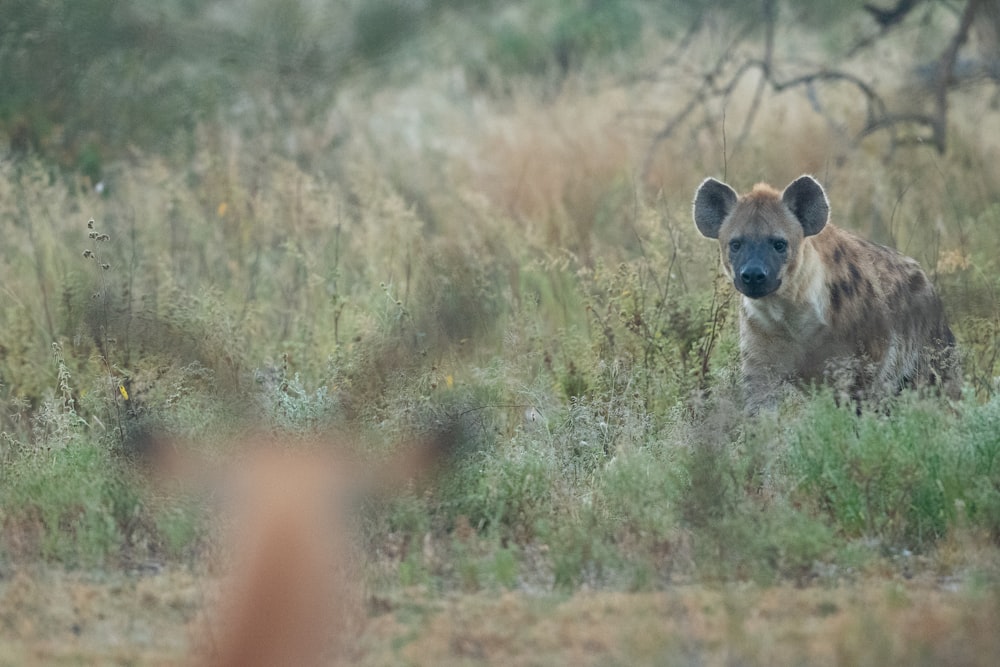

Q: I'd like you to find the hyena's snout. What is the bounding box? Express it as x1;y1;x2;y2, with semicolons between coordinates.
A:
739;260;769;291
731;241;783;299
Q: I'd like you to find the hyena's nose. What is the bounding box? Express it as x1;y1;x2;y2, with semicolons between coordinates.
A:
740;264;768;288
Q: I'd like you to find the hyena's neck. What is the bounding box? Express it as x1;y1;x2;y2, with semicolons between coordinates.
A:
743;242;829;338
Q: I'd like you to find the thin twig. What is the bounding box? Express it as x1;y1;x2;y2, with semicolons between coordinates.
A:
733;0;776;152
641;21;756;180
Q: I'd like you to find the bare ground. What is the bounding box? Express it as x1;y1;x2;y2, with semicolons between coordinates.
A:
2;565;998;666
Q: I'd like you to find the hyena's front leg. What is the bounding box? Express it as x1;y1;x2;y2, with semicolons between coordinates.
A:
741;362;790;414
739;331;800;414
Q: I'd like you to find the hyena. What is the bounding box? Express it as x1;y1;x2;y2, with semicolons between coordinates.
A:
692;174;960;412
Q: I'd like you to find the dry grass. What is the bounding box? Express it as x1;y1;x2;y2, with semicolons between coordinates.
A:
3;5;1000;664
4;569;999;666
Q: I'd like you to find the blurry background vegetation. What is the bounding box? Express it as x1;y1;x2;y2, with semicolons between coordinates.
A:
2;0;1000;645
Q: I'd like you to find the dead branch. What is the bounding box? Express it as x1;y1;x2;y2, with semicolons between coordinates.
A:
929;0;983;152
769;69;889;121
640;20;756;179
641;0;994;178
732;0;777;152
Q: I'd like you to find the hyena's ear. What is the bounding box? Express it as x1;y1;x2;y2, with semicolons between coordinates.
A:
781;175;829;237
693;177;738;239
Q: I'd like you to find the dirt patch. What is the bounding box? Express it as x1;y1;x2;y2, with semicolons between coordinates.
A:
0;566;200;666
1;567;998;666
359;578;1000;666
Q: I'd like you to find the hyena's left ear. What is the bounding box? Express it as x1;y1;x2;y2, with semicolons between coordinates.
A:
781;175;829;237
693;177;738;239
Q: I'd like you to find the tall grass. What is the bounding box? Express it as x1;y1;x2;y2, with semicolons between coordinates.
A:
1;2;999;595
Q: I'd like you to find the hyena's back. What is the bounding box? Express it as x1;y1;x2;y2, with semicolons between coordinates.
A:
800;223;958;397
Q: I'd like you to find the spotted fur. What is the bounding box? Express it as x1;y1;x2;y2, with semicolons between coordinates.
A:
693;175;960;412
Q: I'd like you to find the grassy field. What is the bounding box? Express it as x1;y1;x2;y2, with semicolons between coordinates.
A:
2;1;1000;664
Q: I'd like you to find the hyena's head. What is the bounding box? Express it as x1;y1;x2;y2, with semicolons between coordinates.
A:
692;175;829;299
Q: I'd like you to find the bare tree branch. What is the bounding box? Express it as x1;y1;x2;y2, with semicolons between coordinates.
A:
641;21;756;179
930;0;983;152
769;68;890;127
732;0;777;152
641;0;993;176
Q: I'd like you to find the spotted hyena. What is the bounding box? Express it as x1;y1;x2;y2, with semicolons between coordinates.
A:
692;174;960;412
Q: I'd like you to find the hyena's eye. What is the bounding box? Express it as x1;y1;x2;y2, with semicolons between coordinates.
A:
729;240;742;253
772;239;788;253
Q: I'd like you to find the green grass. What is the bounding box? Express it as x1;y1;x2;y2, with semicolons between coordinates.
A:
1;0;999;607
0;438;140;567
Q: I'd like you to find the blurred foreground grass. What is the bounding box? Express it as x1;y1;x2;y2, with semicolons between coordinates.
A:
2;567;1000;665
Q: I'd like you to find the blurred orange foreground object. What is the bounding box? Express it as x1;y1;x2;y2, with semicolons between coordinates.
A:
194;447;351;667
145;431;454;667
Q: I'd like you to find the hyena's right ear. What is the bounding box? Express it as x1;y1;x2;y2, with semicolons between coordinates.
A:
693;177;738;239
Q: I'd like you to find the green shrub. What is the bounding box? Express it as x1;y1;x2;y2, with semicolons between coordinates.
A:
786;394;963;548
538;514;619;589
443;442;558;540
959;395;1000;538
0;440;142;566
153;500;203;562
552;0;642;70
691;506;834;584
597;444;680;541
489;24;554;76
353;1;422;62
